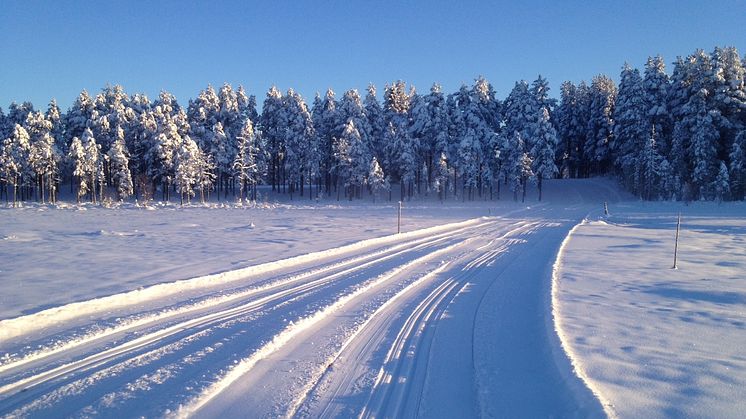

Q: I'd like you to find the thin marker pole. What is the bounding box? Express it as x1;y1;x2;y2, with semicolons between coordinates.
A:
672;212;681;269
398;201;402;234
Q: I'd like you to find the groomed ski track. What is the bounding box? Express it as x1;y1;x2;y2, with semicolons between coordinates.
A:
0;182;617;418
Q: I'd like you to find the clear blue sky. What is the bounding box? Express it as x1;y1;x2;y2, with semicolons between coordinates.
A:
1;0;744;110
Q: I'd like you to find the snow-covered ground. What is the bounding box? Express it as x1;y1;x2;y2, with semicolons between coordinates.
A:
554;201;746;418
2;179;743;418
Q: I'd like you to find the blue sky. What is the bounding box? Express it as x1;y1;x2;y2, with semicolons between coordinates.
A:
1;0;744;110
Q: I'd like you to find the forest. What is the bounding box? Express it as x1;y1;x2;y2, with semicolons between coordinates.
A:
0;46;744;206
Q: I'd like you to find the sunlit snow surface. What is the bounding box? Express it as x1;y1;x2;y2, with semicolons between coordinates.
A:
555;201;746;418
1;179;743;418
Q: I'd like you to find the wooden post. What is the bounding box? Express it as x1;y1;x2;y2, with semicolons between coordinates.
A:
672;212;681;269
398;201;402;234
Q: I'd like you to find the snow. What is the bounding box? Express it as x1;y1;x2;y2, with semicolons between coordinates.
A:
554;201;746;418
1;179;744;418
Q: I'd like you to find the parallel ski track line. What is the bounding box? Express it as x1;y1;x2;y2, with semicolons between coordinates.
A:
0;219;499;402
175;225;493;418
289;221;539;419
0;217;497;377
358;221;542;419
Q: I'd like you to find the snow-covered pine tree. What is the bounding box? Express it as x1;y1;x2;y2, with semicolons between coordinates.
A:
729;131;746;200
28;128;59;204
68;136;87;203
283;89;316;198
711;47;745;163
147;107;182;201
408;89;428;193
2;124;31;206
107;126;133;201
425;83;450;192
530;107;559;201
174;135;202;205
311;89;339;194
187;85;220;152
714;160;731;202
233;118;260;201
81;128;103;204
261;86;286;191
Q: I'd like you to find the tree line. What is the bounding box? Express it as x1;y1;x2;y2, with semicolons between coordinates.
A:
1;46;744;207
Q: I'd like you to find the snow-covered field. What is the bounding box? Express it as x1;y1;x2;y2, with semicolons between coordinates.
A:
1;179;743;418
554;201;746;418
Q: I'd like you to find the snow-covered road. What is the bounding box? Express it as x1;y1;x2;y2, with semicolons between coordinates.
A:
0;181;619;418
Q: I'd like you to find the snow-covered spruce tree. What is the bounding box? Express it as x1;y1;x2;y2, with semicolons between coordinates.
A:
261;86;286;192
613;64;648;193
364;84;385;164
347;119;373;199
729;131;746;200
434;151;449;200
530;107;559;201
555;81;585;178
425;83;450;193
472;76;501;198
107;126;133;201
637;128;664;200
2;124;31;206
333;120;370;200
233;118;261;201
643;55;672;157
503;131;533;202
337;89;373;195
367;156;388;202
690;90;720;199
530;75;556;122
383;81;416;200
503;81;534;143
585;75;617;175
283;89;316;199
714;160;731;202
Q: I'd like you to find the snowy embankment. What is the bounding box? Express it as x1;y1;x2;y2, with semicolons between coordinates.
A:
554;202;746;418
